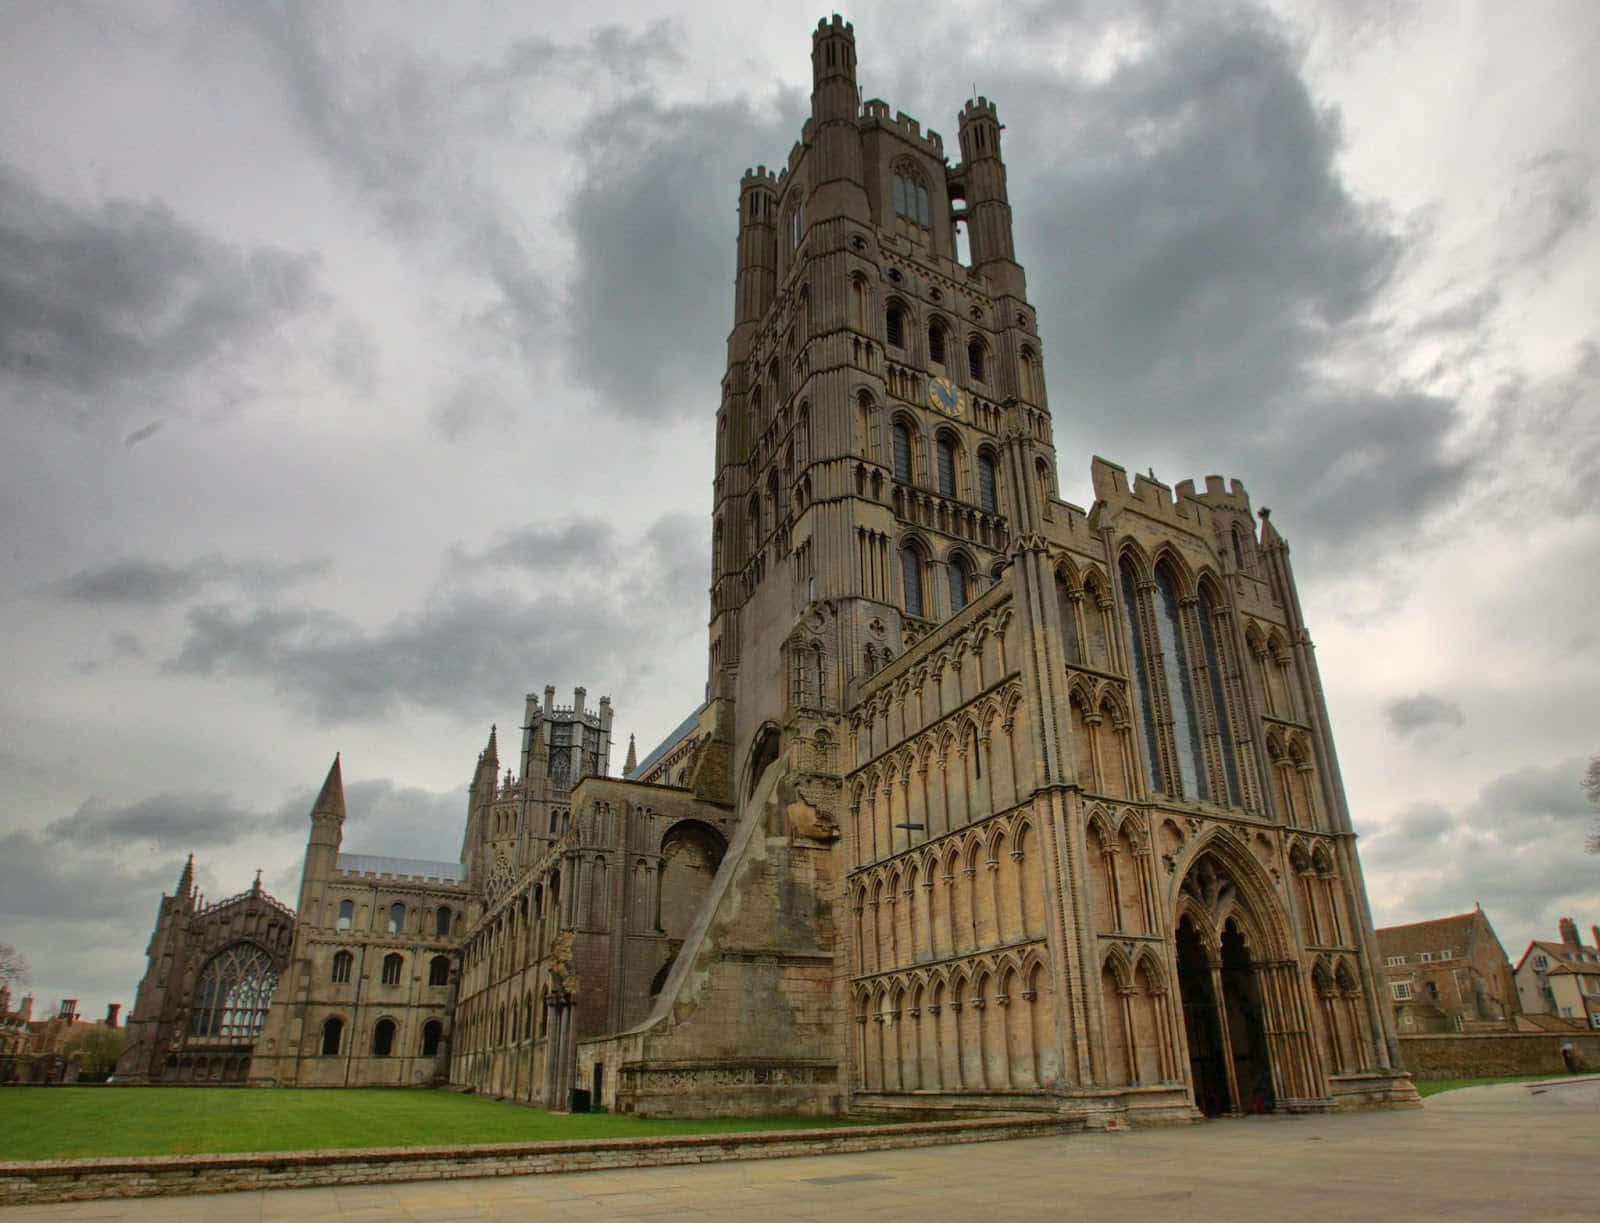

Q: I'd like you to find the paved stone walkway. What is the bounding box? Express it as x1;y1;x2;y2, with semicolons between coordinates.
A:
4;1079;1595;1222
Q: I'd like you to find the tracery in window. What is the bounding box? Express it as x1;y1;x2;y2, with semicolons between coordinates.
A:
381;952;403;986
1153;563;1206;799
1119;559;1164;795
189;943;278;1041
1197;588;1244;806
332;951;353;984
892;163;932;229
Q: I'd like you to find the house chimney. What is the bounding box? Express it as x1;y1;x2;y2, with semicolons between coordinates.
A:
105;1003;121;1028
1558;917;1580;946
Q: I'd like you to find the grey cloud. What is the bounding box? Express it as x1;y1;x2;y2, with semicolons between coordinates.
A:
429;378;514;443
124;421;165;447
564;92;807;419
165;514;701;724
1363;757;1600;952
1511;150;1594;267
45;791;295;850
454;520;619;573
864;3;1471;560
1385;691;1465;738
46;555;330;607
0;829;179;924
0;162;318;419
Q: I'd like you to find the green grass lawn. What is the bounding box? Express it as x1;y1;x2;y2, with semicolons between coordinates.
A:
0;1088;864;1161
1414;1073;1562;1098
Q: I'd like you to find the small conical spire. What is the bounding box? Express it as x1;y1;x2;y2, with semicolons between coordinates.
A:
176;853;195;897
624;733;637;776
312;753;346;822
1257;505;1283;548
485;724;499;762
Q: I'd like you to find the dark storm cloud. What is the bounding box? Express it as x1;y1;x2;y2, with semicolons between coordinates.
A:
44;791;294;849
0;828;182;923
453;520;618;573
564;93;807;419
862;2;1474;560
1385;692;1465;738
166;513;706;724
0;162;318;418
1361;757;1600;949
46;555;329;607
271;777;465;864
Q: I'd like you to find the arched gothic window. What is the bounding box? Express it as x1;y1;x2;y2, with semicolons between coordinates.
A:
786;195;805;251
1153;564;1206;798
372;1018;396;1057
886;301;905;348
435;906;452;938
421;1020;443;1057
949;554;972;613
331;951;353;984
928;320;946;366
1120;559;1165;795
936;434;957;498
901;545;924;618
428;955;450;987
388;902;405;935
320;1016;343;1056
892;421;913;482
1197;587;1244;806
968;337;986;382
189;943;278;1040
381;952;403;987
977;450;998;512
337;899;353;931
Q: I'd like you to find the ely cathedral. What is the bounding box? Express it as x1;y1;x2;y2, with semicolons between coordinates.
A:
118;16;1417;1123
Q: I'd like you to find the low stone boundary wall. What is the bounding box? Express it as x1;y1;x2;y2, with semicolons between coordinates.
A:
0;1115;1078;1206
1400;1032;1600;1079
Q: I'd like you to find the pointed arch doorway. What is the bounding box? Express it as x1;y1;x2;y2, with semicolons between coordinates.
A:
1174;848;1310;1116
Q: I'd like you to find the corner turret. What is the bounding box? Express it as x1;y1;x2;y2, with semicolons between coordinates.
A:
807;14;867;223
299;754;345;906
955;96;1024;297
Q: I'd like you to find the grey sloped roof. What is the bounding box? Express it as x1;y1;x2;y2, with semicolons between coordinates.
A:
628;703;706;779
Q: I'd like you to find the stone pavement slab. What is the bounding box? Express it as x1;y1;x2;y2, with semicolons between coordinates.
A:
2;1082;1592;1222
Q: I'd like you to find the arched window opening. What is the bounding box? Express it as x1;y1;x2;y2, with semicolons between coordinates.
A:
748;490;762;545
421;1020;443;1057
977;451;998;512
320;1017;343;1056
189;943;278;1041
937;434;957;498
786;195;805;251
428;955;450;987
892;421;913;482
928;321;946;366
381;953;403;987
901;545;924;617
372;1018;396;1057
949;554;972;613
331;951;353;984
968;338;985;382
886;302;905;348
435;906;452;938
388;903;405;935
337;899;353;931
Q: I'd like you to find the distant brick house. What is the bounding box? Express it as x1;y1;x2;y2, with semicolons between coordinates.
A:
1375;908;1517;1034
1513;919;1600;1030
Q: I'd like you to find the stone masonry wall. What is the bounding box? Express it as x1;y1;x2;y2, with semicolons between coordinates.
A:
0;1116;1076;1206
1399;1032;1600;1079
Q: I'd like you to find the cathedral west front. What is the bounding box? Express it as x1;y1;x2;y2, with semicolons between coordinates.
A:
117;16;1419;1124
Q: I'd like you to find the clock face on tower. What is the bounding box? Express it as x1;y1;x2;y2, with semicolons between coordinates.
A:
928;376;963;417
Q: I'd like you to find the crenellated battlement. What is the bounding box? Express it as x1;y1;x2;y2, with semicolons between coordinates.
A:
1091;457;1256;533
961;96;1000;122
740;165;779;193
814;13;853;37
335;853;468;887
859;99;945;158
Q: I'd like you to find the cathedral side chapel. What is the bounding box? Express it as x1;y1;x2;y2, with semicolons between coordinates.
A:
118;15;1418;1123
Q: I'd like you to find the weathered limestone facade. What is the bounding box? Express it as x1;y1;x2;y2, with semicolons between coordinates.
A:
120;16;1415;1122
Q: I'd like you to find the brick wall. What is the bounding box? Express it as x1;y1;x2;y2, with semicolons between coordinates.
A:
1399;1032;1600;1079
0;1115;1077;1206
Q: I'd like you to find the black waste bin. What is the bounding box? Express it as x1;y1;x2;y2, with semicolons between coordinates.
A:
570;1088;591;1113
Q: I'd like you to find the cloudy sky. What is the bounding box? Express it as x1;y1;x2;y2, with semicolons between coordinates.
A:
2;0;1596;1018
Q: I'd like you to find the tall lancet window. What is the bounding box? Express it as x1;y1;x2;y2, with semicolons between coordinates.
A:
1197;591;1243;807
901;545;924;618
1119;558;1164;794
1153;563;1206;799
